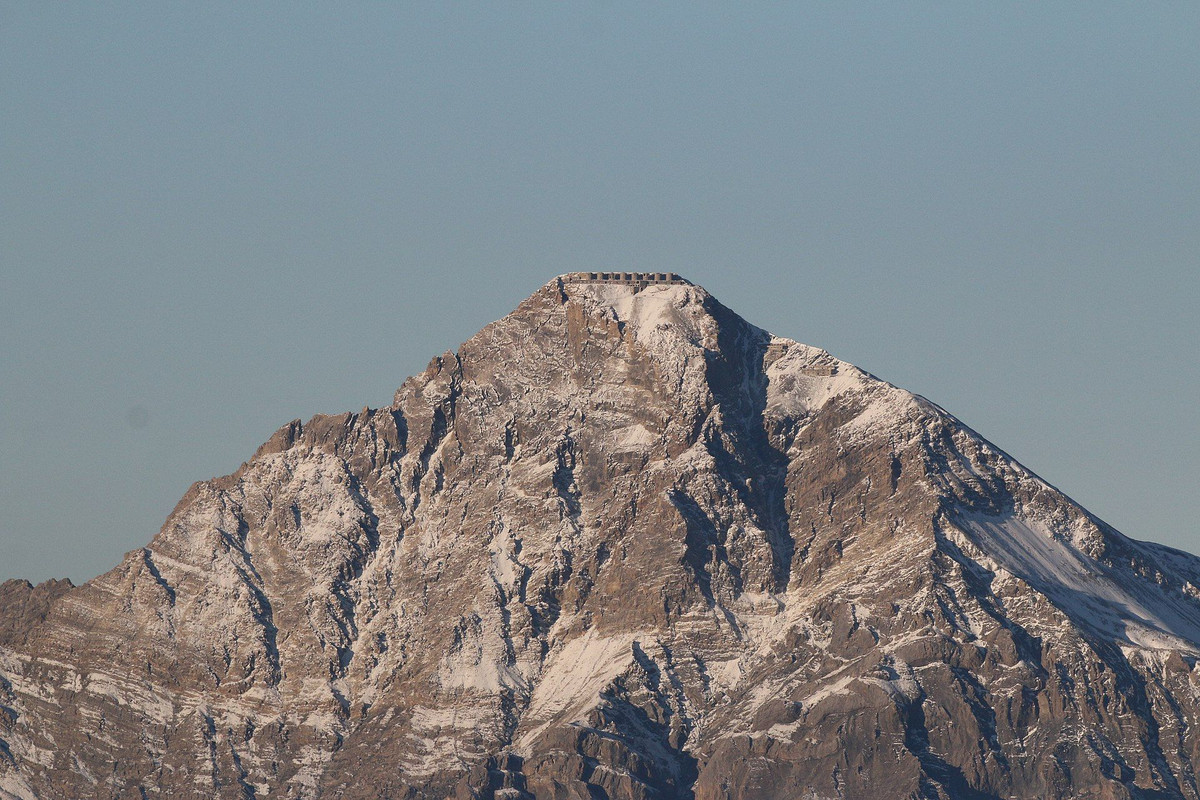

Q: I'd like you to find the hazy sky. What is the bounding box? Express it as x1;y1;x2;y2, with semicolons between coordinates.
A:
2;3;1198;583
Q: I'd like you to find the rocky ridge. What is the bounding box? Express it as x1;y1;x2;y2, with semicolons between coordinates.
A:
3;276;1200;799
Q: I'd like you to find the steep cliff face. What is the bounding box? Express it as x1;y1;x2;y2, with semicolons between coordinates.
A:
3;277;1200;800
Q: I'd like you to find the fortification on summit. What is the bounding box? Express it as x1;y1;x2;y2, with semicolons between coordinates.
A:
563;271;689;289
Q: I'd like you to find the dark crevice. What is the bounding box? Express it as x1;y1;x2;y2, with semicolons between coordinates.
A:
889;666;1001;800
699;295;795;593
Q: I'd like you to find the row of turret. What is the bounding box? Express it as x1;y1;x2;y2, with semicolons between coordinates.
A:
563;271;687;287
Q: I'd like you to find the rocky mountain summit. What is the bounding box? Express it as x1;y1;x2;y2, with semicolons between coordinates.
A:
4;275;1200;800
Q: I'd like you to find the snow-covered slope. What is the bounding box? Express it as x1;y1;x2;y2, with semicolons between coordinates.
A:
2;275;1200;800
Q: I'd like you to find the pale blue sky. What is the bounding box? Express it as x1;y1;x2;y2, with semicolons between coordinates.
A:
2;3;1198;582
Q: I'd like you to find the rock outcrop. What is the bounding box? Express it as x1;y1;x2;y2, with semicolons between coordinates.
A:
3;276;1200;799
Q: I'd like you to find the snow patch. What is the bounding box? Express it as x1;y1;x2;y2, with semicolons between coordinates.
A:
956;512;1200;653
799;673;859;712
839;387;923;441
575;283;716;362
704;658;743;691
0;771;38;800
765;342;868;417
610;422;659;452
404;705;494;777
439;619;529;694
84;671;175;725
517;629;637;749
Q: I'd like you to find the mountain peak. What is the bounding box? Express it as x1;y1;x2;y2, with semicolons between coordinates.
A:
5;275;1200;799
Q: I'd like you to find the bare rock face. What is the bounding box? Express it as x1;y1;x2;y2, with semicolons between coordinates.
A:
4;276;1200;800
